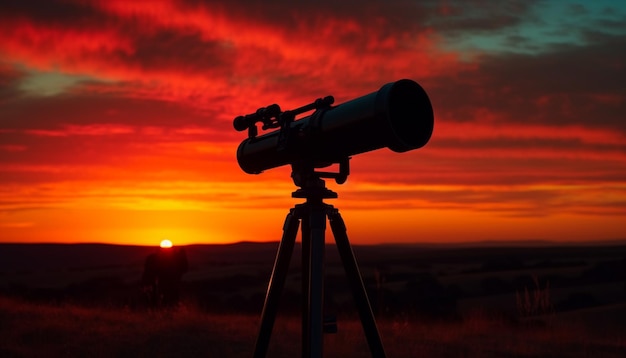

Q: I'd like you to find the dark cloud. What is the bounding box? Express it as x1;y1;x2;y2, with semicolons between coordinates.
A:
426;31;626;131
0;0;102;24
422;0;538;34
0;91;228;130
123;29;235;74
566;3;588;16
181;0;433;30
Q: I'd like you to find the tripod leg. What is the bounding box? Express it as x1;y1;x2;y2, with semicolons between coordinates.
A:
254;209;301;358
301;213;311;357
328;208;386;358
306;203;327;358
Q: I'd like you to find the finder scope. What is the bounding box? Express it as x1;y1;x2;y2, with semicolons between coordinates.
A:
234;79;433;175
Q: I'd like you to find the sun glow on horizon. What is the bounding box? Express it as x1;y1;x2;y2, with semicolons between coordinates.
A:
160;239;173;248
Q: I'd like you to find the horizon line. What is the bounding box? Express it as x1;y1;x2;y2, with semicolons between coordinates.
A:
1;238;625;248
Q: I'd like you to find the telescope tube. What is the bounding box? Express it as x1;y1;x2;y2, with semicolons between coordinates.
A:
236;79;434;174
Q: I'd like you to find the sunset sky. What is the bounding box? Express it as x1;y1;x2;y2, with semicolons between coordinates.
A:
1;0;625;246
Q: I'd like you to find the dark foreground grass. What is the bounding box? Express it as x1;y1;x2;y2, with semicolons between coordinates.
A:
1;296;624;357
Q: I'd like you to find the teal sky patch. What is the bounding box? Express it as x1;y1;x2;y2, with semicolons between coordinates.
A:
19;70;94;96
437;0;626;55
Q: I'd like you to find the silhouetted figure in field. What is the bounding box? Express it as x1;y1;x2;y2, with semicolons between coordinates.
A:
141;253;160;307
141;246;188;308
623;256;626;295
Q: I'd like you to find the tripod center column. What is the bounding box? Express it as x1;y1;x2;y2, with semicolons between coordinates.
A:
306;199;327;358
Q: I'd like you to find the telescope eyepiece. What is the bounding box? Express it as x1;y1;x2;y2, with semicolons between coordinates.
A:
232;103;282;132
233;116;249;131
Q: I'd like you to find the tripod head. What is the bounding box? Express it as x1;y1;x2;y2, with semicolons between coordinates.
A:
290;157;350;200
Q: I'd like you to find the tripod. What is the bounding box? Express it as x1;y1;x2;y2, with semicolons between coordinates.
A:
253;164;386;358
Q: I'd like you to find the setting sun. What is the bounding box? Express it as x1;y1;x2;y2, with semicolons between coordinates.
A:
160;239;173;248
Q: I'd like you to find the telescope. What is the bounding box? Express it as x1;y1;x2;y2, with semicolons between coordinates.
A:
235;79;434;357
234;79;434;179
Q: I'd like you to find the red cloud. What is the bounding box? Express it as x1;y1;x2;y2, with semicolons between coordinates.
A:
23;124;134;137
0;0;624;244
0;0;466;110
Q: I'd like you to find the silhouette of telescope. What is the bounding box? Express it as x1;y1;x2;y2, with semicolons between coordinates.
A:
234;79;433;175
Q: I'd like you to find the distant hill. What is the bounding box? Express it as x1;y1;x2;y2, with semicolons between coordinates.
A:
0;242;280;273
1;239;625;273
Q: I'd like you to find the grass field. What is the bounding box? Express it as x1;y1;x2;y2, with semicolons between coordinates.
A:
1;295;624;357
1;242;625;356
